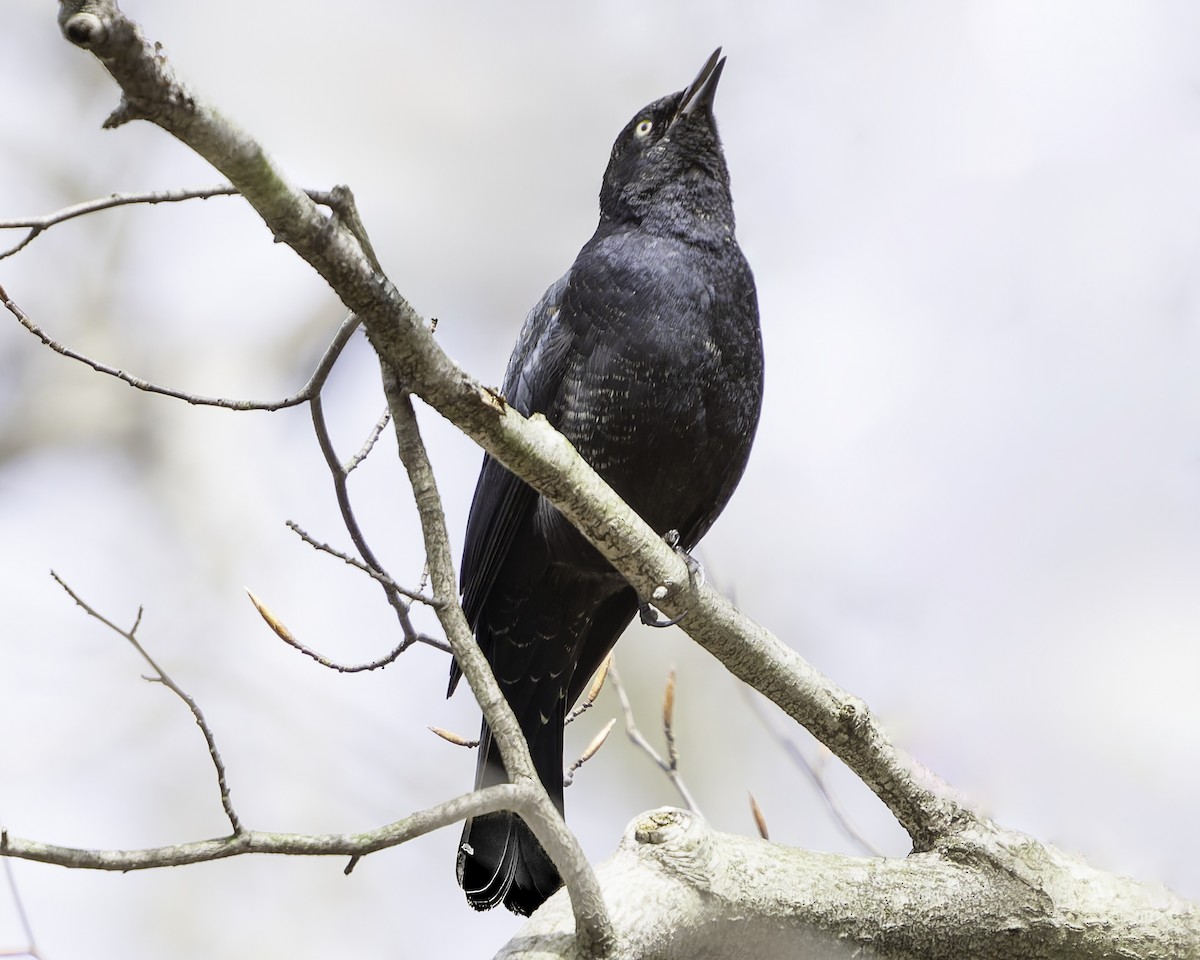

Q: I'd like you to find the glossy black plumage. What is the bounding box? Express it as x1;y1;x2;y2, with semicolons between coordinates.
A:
451;49;764;915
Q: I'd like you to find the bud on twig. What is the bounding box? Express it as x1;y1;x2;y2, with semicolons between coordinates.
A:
428;726;479;749
662;667;676;730
588;654;612;705
564;718;616;785
663;667;678;770
246;589;296;644
749;791;770;840
567;653;612;724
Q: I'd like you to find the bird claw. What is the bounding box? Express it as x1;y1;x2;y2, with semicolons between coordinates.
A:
638;530;704;628
639;600;687;628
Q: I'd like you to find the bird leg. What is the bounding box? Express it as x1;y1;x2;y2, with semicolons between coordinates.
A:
638;530;705;628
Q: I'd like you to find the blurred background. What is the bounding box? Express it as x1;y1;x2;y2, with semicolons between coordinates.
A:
2;1;1198;956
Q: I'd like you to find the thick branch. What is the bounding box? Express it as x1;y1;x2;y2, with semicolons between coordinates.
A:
497;808;1200;960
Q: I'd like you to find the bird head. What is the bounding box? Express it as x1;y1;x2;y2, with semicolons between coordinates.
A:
598;49;736;238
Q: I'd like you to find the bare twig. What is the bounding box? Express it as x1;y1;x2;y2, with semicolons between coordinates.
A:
49;572;242;835
0;184;242;260
284;521;436;608
607;662;701;815
741;687;885;858
308;391;425;648
0;285;360;412
344;407;391;474
0;848;40;959
245;589;439;672
0;185;360;263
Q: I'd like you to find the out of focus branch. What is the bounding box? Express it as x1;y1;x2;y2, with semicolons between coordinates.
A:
741;686;885;858
0;849;40;959
607;663;700;815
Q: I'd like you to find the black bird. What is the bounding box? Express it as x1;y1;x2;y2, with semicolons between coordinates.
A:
449;48;764;915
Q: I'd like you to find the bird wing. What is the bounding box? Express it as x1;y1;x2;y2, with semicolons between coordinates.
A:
451;273;578;695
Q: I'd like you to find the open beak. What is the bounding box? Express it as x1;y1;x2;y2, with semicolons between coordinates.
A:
672;47;726;126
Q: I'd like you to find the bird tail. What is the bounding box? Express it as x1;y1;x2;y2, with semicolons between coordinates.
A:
457;722;563;915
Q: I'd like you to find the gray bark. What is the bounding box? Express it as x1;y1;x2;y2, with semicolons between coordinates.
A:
500;808;1200;960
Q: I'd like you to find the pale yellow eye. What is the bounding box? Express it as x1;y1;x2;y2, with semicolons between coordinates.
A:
634;118;653;139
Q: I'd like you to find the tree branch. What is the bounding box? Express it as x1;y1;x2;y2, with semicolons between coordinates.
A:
496;808;1200;960
740;685;886;858
0;784;530;871
379;374;613;955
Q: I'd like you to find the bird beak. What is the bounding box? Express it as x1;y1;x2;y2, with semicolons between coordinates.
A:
672;48;726;126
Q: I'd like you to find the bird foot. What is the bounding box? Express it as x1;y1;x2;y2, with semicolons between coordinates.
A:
638;530;705;628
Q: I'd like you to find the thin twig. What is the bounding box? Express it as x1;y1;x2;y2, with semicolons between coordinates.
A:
0;185;354;262
607;662;701;815
245;589;439;672
344;407;391;474
0;184;242;260
49;572;242;835
0;284;361;412
285;521;437;607
0;848;40;959
309;391;423;647
740;687;885;858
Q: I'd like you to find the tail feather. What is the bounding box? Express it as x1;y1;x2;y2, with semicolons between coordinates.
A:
457;811;561;915
456;710;565;914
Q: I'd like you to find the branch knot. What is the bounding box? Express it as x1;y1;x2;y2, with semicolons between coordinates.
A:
62;11;106;47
